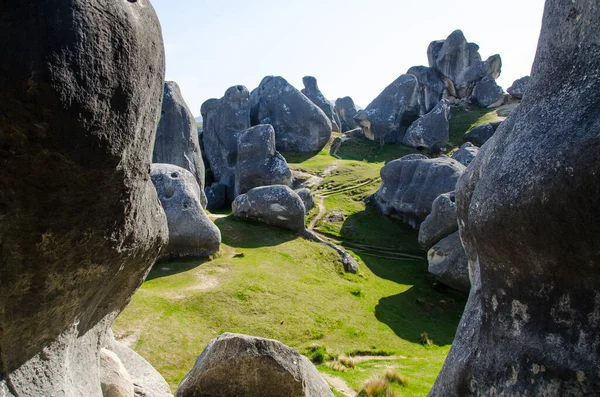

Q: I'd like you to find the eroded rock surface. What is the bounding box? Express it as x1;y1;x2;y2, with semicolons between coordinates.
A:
418;192;458;250
302;76;340;132
430;1;600;394
451;142;479;166
335;96;359;132
463;121;502;147
507;75;532;99
403;99;450;151
427;231;470;293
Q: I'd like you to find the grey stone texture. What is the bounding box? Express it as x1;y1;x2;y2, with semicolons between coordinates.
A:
463;121;502;147
403;99;450;151
301;76;340;132
427;231;470;293
507;75;532;99
418;192;458;250
335;96;359;132
451;142;479;166
471;75;504;107
296;188;315;211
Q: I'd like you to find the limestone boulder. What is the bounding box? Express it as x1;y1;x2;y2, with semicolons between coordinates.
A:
335;96;359;132
232;185;306;232
430;1;600;394
451;142;479;166
370;155;465;228
427;232;470;293
353;74;420;143
428;30;481;83
403;99;450;151
296;188;315;211
463;121;502;147
205;182;227;211
151;164;221;259
454;55;502;98
250;76;332;152
175;333;333;397
418;192;458;250
99;348;134;397
406;65;449;115
301;76;340;132
153;81;207;206
0;1;168;395
471;75;504;108
235;124;292;197
507;75;532;99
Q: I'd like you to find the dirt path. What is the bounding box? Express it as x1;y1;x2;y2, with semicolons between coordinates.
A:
308;196;326;231
322;373;356;397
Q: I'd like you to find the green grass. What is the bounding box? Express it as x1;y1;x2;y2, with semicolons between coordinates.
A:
113;113;484;395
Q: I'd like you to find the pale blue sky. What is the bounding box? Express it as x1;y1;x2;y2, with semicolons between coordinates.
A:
152;0;546;117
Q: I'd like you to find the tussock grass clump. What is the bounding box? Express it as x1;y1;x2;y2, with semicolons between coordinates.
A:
385;369;408;387
337;354;356;369
347;348;394;357
304;344;328;364
357;378;397;397
420;332;433;346
329;360;348;372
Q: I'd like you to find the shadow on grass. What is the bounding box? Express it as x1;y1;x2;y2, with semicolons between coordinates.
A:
214;215;300;248
147;257;210;281
280;151;321;164
336;136;418;163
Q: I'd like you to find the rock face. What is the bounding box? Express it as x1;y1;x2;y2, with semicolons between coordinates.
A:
418;192;458;250
471;75;504;107
427;232;470;293
406;66;449;115
507;75;532;99
232;185;306;232
201;85;251;202
354;74;420;143
451;142;479;166
250;76;332;152
335;96;359;132
428;30;481;83
99;348;134;397
235;124;292;197
454;55;502;98
296;188;315;211
463;121;502;146
430;1;600;395
151;164;221;259
370;155;465;228
301;76;340;132
175;333;333;397
0;2;168;396
153;81;207;206
403;99;450;151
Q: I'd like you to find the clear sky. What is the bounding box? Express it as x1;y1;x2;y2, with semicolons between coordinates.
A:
151;0;546;117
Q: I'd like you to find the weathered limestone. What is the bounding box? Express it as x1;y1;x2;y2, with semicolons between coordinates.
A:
301;76;340;132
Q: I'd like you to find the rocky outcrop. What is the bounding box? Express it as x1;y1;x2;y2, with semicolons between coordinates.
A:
427;231;470;293
428;30;481;83
301;76;340;132
451;142;479;166
296;188;315;211
354;74;420;143
250;76;332;152
507;75;532;99
201;85;252;203
175;333;333;397
403;99;450;151
153;81;207;206
454;55;502;99
335;96;359;132
471;75;504;107
463;121;502;146
235;124;292;197
418;192;458;250
232;185;306;232
406;66;450;115
430;1;600;394
151;164;221;259
0;1;168;396
370;155;465;228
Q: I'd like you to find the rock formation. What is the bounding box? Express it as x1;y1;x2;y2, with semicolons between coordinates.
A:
232;185;306;232
353;74;420;144
151;164;221;259
250;76;332;152
428;30;482;83
335;96;359;132
418;192;458;250
301;76;340;132
454;55;502;99
235;124;293;197
370;155;465;228
296;188;315;211
430;1;600;394
451;142;479;166
507;75;532;99
406;65;450;115
427;232;470;293
471;75;504;107
175;333;333;397
153;81;207;206
463;121;502;147
0;1;168;395
403;99;450;151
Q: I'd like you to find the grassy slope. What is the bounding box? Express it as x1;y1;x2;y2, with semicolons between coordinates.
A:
114;108;497;396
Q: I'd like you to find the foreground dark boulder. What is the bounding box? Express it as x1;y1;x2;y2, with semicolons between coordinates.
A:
370;155;465;228
335;96;359;132
153;81;207;206
0;1;167;395
301;76;340;132
430;1;600;394
151;164;221;259
175;333;333;397
354;74;420;143
250;76;332;152
403;99;450;151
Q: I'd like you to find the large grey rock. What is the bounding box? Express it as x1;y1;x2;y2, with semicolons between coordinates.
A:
428;30;481;83
454;55;502;98
235;124;292;197
0;1;168;396
296;188;315;211
471;75;504;108
451;142;479;166
507;75;532;99
175;333;333;397
335;96;359;132
430;1;600;394
250;76;332;152
403;99;450;151
205;183;227;211
151;164;221;259
427;231;470;293
232;185;306;232
301;76;340;132
153;81;207;207
418;192;458;250
406;66;450;115
370;155;465;228
463;121;502;147
99;348;135;397
353;74;420;143
201;85;251;201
